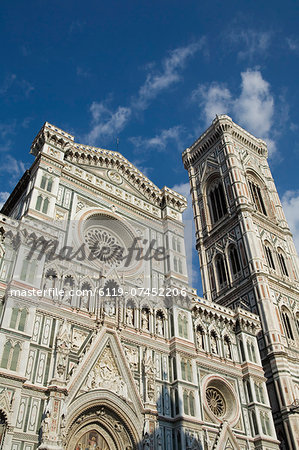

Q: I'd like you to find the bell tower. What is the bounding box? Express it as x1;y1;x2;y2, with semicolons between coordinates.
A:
183;115;299;449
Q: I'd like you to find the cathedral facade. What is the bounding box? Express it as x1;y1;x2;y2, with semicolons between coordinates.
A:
0;118;294;449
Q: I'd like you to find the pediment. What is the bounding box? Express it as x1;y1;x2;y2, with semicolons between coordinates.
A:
213;422;241;450
85;166;151;202
65;151;161;205
0;388;11;422
67;330;143;415
202;159;220;182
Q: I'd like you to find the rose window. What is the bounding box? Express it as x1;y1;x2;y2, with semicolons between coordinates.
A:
206;387;226;417
85;229;124;267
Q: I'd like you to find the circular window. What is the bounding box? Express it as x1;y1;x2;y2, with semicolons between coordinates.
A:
206;387;226;417
202;375;240;426
85;228;123;267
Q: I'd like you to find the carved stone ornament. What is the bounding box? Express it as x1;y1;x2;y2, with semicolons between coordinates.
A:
142;348;156;402
83;346;128;398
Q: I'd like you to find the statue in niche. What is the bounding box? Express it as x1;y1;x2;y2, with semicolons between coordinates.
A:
224;339;232;359
126;307;134;326
141;309;149;331
156;314;164;336
196;328;204;349
143;433;150;450
143;348;156;402
62;277;73;304
104;300;116;317
57;320;72;350
156;428;163;450
42;411;51;439
210;334;218;354
43;272;57;297
80;292;89;311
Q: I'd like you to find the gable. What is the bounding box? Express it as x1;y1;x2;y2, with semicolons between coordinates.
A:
67;329;143;415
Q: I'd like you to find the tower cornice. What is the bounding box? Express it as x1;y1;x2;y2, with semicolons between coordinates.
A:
182;115;268;169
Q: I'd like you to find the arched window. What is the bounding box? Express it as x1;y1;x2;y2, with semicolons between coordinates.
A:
172;236;176;251
247;340;257;363
10;307;19;328
187;361;192;382
175;388;179;415
281;308;294;340
178;259;183;274
264;243;275;270
239;339;245;361
174;257;178;272
255;382;265;404
20;257;38;284
46;178;53;192
208;180;227;224
35;195;50;215
35;195;43;211
179;314;188;339
10;343;21;371
260;411;271;435
189;392;195;416
209;265;216;290
40;174;53;192
248;179;267;215
229;245;241;276
42;197;49;214
0;341;12;368
183;390;189;414
247;340;252;361
277;250;289;277
0;341;21;371
183;316;188;339
251;342;257;363
246;380;253;402
181;359;186;380
215;255;227;288
177;239;181;253
40;174;47;190
250;410;259;435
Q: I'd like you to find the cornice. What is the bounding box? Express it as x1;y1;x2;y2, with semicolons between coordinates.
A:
31;122;187;213
182;115;268;169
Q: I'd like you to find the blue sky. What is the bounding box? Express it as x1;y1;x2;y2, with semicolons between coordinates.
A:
0;0;298;292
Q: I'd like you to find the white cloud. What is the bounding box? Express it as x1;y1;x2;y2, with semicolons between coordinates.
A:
76;66;91;78
86;101;131;145
171;182;201;290
281;190;299;253
230;30;272;60
192;69;276;156
86;41;203;146
0;154;26;177
191;82;232;125
131;159;152;178
286;37;299;52
0;192;10;209
233;69;274;137
134;41;203;110
130;125;185;151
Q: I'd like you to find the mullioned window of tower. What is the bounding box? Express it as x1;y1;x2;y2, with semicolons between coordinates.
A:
248;180;267;216
208;181;227;224
264;245;275;270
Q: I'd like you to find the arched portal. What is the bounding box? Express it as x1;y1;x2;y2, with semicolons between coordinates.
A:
65;403;138;450
0;411;8;448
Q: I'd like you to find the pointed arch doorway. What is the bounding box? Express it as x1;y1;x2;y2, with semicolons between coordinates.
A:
71;425;115;450
65;403;137;450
